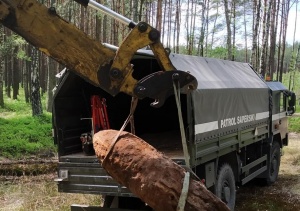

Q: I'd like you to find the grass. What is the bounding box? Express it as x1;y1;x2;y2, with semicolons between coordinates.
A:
0;90;55;159
0;174;103;211
292;155;300;165
282;71;300;132
288;116;300;133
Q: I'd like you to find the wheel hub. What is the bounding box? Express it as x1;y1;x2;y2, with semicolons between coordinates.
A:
222;183;231;203
271;157;278;175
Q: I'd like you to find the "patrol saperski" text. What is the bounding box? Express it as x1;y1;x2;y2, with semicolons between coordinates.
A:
220;114;255;128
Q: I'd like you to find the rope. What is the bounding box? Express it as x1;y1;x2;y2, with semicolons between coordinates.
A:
177;172;190;211
173;80;190;168
102;97;138;164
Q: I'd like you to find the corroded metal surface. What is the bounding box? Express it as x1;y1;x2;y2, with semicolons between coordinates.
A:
93;129;230;211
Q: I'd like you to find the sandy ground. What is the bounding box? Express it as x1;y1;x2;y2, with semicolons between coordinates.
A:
235;132;300;211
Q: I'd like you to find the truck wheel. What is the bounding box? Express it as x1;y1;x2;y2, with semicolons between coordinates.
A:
215;163;236;210
266;142;281;185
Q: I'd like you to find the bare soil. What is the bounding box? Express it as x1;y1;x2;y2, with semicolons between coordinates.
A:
235;132;300;211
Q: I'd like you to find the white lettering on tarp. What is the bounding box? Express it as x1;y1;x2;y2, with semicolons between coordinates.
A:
237;114;255;124
220;118;236;128
220;114;256;128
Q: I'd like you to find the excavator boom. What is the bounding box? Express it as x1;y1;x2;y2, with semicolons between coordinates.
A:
0;0;115;87
0;0;197;107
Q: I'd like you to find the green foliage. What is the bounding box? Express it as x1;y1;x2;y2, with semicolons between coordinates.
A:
0;33;30;61
0;97;30;115
0;92;55;159
208;46;228;59
17;49;31;61
281;72;300;133
0;114;55;158
288;116;300;133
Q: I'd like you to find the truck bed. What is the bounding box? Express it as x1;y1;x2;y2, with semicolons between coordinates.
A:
60;130;184;161
140;130;184;160
57;130;185;195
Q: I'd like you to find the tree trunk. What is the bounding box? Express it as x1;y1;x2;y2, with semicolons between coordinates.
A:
211;1;219;57
175;0;181;53
4;28;12;98
24;44;31;103
132;0;138;23
198;1;206;57
12;45;19;99
95;0;102;42
185;0;190;53
46;57;56;112
288;2;299;90
268;0;278;80
6;48;12;98
204;0;209;57
0;59;3;107
260;0;271;78
243;0;248;62
251;0;261;71
276;0;283;81
0;25;4;107
156;0;162;32
39;52;47;95
167;0;173;49
103;0;108;43
93;130;230;211
223;0;232;60
232;0;236;61
279;0;290;82
31;47;43;116
138;0;145;22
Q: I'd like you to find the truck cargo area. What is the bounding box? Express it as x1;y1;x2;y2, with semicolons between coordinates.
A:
54;70;187;159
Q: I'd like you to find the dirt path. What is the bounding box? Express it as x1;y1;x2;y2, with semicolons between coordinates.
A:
236;132;300;211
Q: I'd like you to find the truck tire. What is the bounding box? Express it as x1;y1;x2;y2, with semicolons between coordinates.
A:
215;163;236;210
266;142;281;185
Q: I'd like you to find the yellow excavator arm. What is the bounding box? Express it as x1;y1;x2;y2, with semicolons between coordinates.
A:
0;0;197;107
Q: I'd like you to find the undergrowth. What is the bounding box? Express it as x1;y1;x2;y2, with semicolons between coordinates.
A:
288;116;300;133
0;91;55;159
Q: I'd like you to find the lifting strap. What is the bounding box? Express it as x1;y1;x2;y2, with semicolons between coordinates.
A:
102;97;138;164
173;80;192;211
177;172;190;211
173;80;190;168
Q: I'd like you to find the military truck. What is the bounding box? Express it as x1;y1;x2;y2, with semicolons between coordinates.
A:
0;0;296;210
53;45;295;210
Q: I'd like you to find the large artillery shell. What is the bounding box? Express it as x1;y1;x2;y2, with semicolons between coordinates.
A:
93;129;229;211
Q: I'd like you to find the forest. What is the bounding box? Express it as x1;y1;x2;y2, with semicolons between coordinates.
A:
0;0;300;116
